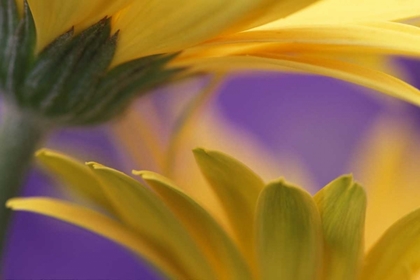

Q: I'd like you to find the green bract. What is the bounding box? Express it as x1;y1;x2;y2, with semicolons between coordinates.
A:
0;0;182;125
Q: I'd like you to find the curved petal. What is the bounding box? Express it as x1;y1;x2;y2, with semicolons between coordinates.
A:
6;197;177;279
174;54;420;106
27;0;131;52
193;148;264;262
314;175;366;280
137;171;253;280
111;0;317;65
256;180;323;280
362;208;420;280
35;149;114;213
199;22;420;57
87;163;216;279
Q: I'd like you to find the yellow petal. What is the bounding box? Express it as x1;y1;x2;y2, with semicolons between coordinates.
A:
87;163;216;279
111;0;317;65
258;0;420;29
256;180;323;280
137;170;253;280
349;117;420;250
6;197;177;279
176;53;420;106
201;22;420;57
193;148;264;261
164;75;224;176
362;208;420;280
35;149;114;213
314;175;366;280
111;98;166;172
27;0;131;52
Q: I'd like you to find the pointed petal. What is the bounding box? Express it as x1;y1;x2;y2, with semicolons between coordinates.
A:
314;175;367;280
256;180;323;280
258;0;420;29
111;0;317;65
35;149;114;213
6;197;177;279
87;163;216;279
137;170;253;280
362;208;420;280
193;148;264;261
27;0;131;52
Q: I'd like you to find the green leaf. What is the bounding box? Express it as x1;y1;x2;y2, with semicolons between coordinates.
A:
256;180;323;280
193;148;264;262
314;175;366;280
361;207;420;280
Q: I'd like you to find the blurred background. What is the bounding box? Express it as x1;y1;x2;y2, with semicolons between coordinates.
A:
4;58;420;278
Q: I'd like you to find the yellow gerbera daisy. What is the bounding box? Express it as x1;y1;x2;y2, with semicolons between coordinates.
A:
7;148;420;279
25;0;420;105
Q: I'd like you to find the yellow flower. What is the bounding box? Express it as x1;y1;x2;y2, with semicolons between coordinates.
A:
25;0;420;105
7;148;420;279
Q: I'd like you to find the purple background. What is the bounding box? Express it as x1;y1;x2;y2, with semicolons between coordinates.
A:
4;60;420;278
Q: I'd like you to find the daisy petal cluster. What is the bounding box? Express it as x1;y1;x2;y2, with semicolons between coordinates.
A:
7;148;420;280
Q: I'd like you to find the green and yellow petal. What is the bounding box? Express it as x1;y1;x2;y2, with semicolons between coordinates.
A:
256;180;323;280
193;148;264;264
137;171;253;280
315;175;366;280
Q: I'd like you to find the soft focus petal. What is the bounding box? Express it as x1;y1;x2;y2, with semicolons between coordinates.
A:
27;0;131;52
35;149;113;213
256;180;323;280
362;208;420;280
6;198;174;279
88;163;216;279
111;0;317;65
193;148;264;262
137;171;253;280
350;117;420;249
258;0;420;29
314;175;366;280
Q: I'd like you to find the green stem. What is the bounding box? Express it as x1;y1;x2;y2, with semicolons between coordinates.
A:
0;105;46;258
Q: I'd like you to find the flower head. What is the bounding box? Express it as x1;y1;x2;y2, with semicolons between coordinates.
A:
7;148;420;279
3;1;420;126
25;0;420;106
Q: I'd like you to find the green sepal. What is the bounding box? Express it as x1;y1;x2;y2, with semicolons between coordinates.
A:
6;1;36;97
23;18;113;116
78;55;184;125
0;0;19;86
0;8;185;126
